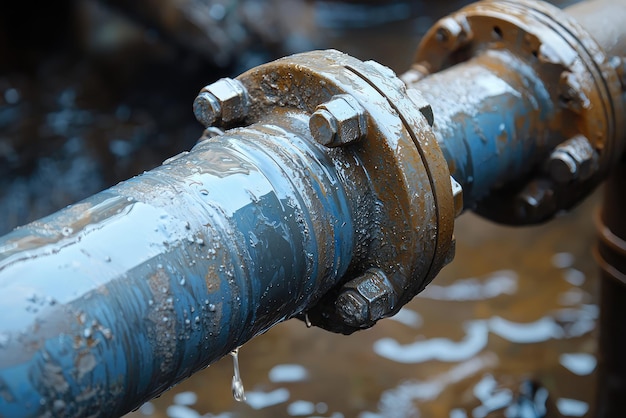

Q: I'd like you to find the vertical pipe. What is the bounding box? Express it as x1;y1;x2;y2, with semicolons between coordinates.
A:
595;161;626;418
0;118;355;417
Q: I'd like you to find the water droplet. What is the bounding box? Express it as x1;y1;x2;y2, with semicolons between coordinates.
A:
148;299;154;306
208;304;216;312
83;328;92;338
194;316;200;324
230;347;246;402
180;278;186;286
304;313;312;328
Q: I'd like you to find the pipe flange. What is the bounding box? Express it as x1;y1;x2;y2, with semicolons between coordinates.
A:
230;50;455;333
414;0;624;224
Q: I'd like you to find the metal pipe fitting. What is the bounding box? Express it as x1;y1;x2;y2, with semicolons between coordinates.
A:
193;77;250;127
406;0;625;224
1;0;626;416
0;50;457;416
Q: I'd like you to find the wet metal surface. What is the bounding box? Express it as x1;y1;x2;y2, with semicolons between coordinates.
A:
0;119;358;416
0;0;621;416
125;191;601;418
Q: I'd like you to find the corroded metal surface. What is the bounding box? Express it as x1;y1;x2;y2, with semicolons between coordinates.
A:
0;50;457;416
229;50;457;333
1;0;625;415
407;0;625;224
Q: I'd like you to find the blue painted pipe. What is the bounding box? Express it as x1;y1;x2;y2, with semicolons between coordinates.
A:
0;119;355;417
415;49;556;207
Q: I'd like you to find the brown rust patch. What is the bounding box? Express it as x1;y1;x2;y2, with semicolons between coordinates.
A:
146;267;177;375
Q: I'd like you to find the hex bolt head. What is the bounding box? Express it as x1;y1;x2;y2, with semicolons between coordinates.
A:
335;268;398;327
193;77;249;127
547;134;597;183
309;94;367;147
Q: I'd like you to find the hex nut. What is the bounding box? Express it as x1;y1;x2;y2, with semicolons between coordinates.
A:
336;268;397;327
336;291;369;327
309;94;367;147
193;78;249;127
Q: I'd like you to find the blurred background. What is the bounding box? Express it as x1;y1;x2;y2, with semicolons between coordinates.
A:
0;0;596;416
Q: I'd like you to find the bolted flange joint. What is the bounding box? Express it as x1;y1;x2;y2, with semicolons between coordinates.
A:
193;77;249;127
335;268;398;328
309;94;368;147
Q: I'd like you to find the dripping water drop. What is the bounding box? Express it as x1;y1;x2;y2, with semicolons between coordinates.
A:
230;347;246;402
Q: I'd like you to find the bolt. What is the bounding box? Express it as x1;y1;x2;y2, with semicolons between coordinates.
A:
549;150;578;183
193;77;249;127
193;92;221;127
547;134;597;183
309;109;339;146
335;268;397;327
309;94;367;147
435;15;473;50
336;291;369;327
516;180;556;221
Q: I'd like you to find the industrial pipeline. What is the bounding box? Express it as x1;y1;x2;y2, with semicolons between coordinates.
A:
0;0;624;416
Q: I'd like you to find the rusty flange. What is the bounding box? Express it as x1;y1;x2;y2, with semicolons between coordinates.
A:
201;50;455;333
412;0;624;224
